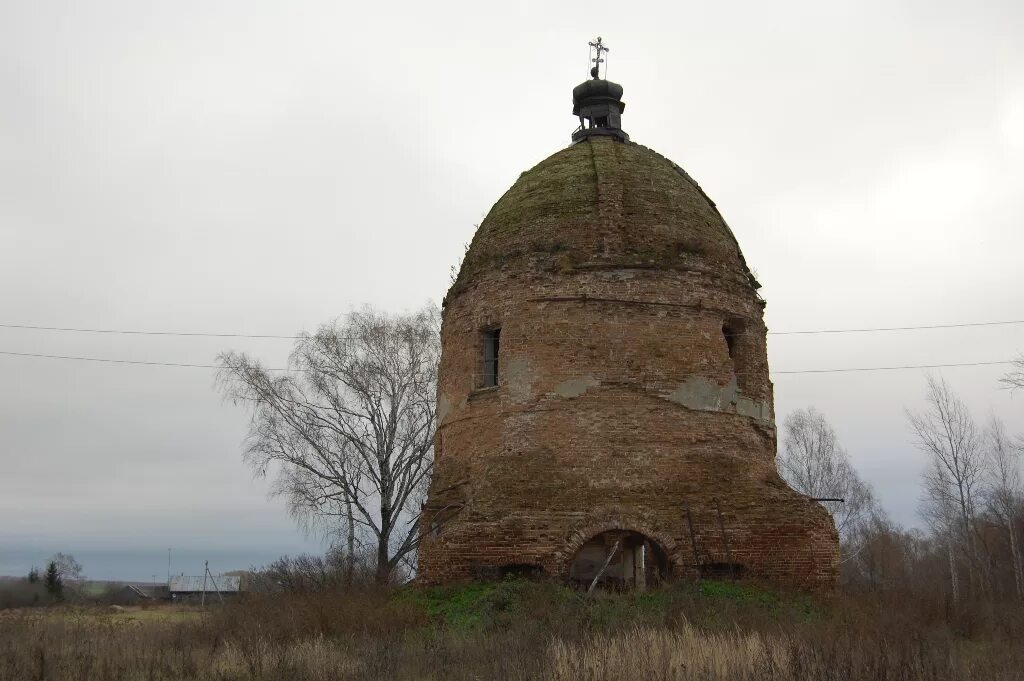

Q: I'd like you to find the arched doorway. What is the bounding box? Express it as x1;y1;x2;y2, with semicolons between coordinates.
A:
568;530;669;591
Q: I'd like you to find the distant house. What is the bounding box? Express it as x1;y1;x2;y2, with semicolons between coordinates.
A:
168;574;241;600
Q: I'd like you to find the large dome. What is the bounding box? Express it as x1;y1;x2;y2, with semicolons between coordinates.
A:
448;136;759;305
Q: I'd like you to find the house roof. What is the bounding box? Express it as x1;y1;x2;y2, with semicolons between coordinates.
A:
169;575;240;592
123;584;153;599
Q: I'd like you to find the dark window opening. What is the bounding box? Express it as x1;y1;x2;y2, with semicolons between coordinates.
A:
699;562;746;580
470;563;545;583
482;328;500;388
722;322;739;360
722;318;757;395
500;563;545;580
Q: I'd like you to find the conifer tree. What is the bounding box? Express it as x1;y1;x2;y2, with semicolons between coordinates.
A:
44;561;63;601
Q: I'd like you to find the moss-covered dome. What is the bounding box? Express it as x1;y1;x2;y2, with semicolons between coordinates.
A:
447;136;759;304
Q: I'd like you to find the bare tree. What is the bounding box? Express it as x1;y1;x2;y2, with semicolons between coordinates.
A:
50;553;83;583
777;407;875;543
218;305;440;585
908;375;986;600
918;459;964;604
984;416;1023;599
44;553;84;602
843;507;924;595
1000;353;1024;391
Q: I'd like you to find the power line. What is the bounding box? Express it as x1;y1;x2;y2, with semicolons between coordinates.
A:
0;323;298;339
772;360;1013;375
770;320;1024;335
0;349;1013;376
1;318;1023;340
0;350;232;370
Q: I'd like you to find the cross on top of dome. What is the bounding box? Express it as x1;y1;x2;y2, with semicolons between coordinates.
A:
588;36;609;79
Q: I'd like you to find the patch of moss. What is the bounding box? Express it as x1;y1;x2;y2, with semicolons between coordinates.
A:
396;579;825;634
697;579;777;604
693;579;822;621
397;581;517;631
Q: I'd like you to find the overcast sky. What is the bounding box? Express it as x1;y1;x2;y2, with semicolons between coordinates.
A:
2;0;1023;581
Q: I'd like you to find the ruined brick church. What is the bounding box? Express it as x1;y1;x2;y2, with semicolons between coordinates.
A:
418;41;839;590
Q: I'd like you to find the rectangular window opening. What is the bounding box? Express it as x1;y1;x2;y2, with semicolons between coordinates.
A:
722;322;739;360
482;328;501;388
722;318;754;392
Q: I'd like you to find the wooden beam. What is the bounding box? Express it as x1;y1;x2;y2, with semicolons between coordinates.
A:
587;539;621;594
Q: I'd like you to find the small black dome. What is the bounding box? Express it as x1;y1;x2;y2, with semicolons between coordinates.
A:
572;78;625;116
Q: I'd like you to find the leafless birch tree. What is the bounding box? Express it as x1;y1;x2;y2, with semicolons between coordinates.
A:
218;305;440;585
984;416;1023;599
778;407;875;544
918;460;964;604
908;375;986;601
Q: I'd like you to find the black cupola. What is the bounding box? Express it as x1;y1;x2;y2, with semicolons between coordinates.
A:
571;37;628;143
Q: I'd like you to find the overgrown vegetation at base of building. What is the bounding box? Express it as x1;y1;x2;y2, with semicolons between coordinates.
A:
2;579;1022;681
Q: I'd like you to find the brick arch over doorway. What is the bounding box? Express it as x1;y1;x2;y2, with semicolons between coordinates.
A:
568;530;671;590
557;517;682;580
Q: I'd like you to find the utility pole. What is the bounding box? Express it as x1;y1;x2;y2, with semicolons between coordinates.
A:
167;548;171;584
201;561;209;608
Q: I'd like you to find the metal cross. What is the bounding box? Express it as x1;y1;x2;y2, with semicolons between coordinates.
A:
588;36;609;79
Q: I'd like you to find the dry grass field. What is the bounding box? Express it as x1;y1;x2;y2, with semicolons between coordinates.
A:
1;580;1022;680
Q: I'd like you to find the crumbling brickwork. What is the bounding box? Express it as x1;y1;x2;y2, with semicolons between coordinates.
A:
418;136;840;590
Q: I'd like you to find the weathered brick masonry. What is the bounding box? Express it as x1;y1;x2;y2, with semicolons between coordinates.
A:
418;125;840;589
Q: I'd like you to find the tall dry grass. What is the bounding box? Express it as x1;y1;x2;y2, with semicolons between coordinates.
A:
1;581;1022;681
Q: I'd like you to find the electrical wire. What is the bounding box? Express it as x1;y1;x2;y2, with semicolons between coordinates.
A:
0;350;231;370
1;318;1022;339
0;350;1013;376
0;324;298;339
770;320;1024;335
772;360;1013;375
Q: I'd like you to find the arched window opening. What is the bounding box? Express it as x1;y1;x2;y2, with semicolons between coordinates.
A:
721;317;760;396
722;320;741;363
569;530;668;591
